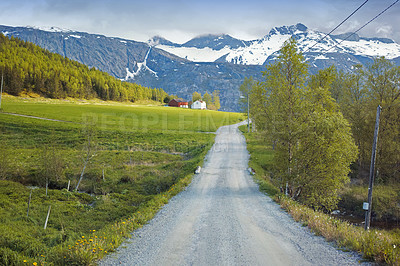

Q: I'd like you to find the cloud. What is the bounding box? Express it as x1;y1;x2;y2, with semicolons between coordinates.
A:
376;25;392;36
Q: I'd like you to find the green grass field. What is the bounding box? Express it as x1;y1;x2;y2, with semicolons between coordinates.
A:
0;96;243;265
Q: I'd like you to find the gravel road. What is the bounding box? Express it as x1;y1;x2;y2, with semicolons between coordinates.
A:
99;122;366;266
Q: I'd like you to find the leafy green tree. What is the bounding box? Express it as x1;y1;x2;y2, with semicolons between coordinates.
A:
298;84;358;210
164;95;173;103
192;91;202;102
334;67;369;179
256;37;358;210
363;57;400;182
203;92;212;109
212;90;221;111
239;77;255;116
251;83;265;129
262;37;308;197
330;58;400;183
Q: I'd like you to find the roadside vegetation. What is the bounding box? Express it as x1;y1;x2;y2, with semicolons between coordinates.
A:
0;96;243;265
240;125;400;265
239;37;400;264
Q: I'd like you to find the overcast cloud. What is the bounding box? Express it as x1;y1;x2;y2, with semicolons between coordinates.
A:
0;0;399;43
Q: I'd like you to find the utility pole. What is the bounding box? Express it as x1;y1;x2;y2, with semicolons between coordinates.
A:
365;105;381;230
0;73;3;110
247;93;250;133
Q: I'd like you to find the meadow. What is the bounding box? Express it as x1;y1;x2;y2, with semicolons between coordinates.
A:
0;95;243;265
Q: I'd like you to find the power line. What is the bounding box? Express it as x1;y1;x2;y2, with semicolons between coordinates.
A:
324;0;399;54
304;0;369;53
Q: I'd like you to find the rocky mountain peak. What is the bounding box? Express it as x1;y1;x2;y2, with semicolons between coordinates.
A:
181;34;250;50
269;23;308;36
148;35;180;47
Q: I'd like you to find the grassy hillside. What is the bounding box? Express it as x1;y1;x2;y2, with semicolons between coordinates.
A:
0;97;243;265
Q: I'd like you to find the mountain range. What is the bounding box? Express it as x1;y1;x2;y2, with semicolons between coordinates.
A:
1;23;400;111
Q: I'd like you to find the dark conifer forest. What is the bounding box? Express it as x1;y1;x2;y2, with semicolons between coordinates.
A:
0;34;168;102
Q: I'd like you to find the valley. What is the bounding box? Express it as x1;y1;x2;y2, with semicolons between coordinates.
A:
0;95;243;265
2;23;400;111
0;12;400;265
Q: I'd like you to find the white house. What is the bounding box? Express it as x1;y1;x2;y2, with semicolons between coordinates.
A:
191;100;207;110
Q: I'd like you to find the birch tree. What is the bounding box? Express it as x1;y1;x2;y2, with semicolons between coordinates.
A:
254;37;358;210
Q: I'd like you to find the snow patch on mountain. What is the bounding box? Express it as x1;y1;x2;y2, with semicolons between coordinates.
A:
125;47;158;80
315;54;329;60
28;26;71;33
337;39;400;59
296;30;341;53
152;23;400;66
226;34;292;65
157;45;231;62
125;68;135;80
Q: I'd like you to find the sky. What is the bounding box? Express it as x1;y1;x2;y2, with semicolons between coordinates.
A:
0;0;399;44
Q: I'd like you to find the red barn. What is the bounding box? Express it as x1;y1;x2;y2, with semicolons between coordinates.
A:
168;99;189;108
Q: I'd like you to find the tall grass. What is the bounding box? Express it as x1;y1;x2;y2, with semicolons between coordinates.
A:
277;195;400;265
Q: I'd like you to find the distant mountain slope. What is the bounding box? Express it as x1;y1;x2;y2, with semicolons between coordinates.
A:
0;33;168;102
153;23;400;68
181;34;251;50
2;24;400;111
0;25;186;80
0;25;264;111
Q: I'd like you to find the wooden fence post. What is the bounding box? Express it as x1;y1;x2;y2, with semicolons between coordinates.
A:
44;205;51;229
27;189;32;217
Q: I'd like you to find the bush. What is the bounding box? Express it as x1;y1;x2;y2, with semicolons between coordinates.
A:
339;185;400;222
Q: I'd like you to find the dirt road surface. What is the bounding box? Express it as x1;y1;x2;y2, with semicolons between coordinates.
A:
99;122;365;266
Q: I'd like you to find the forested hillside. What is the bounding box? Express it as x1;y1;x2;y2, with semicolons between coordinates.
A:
0;34;168;102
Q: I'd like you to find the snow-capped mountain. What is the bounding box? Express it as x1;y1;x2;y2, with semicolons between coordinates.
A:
152;34;251;63
1;23;400;111
152;23;400;67
181;34;251;50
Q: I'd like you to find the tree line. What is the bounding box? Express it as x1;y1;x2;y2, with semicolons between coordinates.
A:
192;90;221;110
0;34;169;103
241;37;400;211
